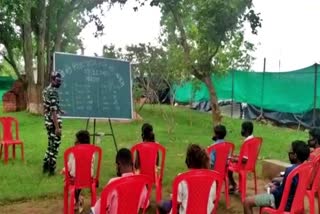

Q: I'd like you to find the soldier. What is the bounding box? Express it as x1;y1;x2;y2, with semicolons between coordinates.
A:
42;71;63;175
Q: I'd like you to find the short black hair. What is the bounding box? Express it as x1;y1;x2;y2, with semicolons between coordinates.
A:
141;123;155;142
76;130;90;144
116;148;133;166
185;144;209;169
309;128;320;143
292;140;310;162
242;121;254;135
214;125;227;140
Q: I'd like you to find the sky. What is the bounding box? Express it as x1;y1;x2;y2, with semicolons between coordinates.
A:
80;0;320;72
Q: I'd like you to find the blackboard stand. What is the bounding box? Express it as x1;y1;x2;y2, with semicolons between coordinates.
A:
85;118;118;152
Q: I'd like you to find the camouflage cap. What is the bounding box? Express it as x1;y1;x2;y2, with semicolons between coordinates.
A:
51;71;61;79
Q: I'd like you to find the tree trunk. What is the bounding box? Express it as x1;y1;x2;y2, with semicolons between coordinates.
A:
54;14;69;52
34;0;47;114
203;75;222;124
54;0;78;52
45;0;53;84
22;20;38;113
3;43;21;79
54;27;63;52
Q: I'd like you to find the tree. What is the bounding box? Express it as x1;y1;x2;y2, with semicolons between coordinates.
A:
146;0;261;124
0;10;21;79
0;0;128;114
0;60;17;77
102;43;174;104
127;43;171;104
102;44;123;59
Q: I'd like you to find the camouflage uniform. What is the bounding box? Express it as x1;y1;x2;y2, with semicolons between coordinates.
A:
42;84;62;173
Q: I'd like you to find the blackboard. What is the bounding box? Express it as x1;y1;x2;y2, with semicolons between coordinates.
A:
54;52;133;119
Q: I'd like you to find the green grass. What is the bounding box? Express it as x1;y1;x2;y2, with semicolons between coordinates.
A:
0;104;307;204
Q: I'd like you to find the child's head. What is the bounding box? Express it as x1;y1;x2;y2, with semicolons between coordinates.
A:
116;148;133;176
75;130;90;145
141;123;155;142
288;140;310;164
241;121;253;137
308;128;320;149
212;124;227;141
185;144;210;169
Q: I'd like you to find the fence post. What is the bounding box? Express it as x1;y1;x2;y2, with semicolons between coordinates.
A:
258;58;266;119
231;70;235;118
313;63;318;127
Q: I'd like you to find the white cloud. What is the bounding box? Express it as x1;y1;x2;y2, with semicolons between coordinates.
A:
80;0;161;56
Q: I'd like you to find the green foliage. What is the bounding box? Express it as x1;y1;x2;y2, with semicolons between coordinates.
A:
126;44;171;102
102;44;123;59
0;0;129;82
156;0;261;77
0;60;16;77
103;43;175;102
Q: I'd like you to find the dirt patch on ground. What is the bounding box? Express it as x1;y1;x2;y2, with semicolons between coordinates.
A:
0;179;267;214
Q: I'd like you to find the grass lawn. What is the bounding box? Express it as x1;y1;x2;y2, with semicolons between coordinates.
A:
0;104;307;205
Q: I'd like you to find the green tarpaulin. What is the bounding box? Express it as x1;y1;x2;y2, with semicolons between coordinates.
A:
0;76;15;101
173;64;319;114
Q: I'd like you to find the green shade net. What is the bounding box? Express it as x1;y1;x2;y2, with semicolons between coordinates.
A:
0;76;15;100
173;64;319;114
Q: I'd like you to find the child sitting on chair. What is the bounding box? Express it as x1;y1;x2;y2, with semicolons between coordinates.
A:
210;124;227;168
228;121;254;193
90;148;148;214
135;123;159;172
157;144;217;214
61;130;92;213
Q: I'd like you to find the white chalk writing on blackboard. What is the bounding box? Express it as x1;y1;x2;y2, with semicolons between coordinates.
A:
55;53;132;118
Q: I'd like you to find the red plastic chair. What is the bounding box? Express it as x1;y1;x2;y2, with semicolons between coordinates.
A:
131;142;166;202
228;137;263;202
0;116;24;164
171;169;223;214
306;154;320;214
260;162;313;214
63;144;102;214
99;174;153;214
207;142;235;208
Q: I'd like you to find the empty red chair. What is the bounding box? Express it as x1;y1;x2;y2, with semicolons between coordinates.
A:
171;169;223;214
306;154;320;214
0;116;24;164
131;142;166;202
63;144;102;214
228;137;263;202
99;174;153;214
207;142;235;208
260;162;313;214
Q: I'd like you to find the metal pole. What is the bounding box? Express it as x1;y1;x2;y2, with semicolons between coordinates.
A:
93;119;96;144
108;118;118;152
85;118;90;130
260;58;266;117
313;63;318;127
231;70;235;118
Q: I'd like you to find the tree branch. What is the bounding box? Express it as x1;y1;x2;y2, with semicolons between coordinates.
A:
3;54;21;79
208;45;220;62
167;5;201;76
